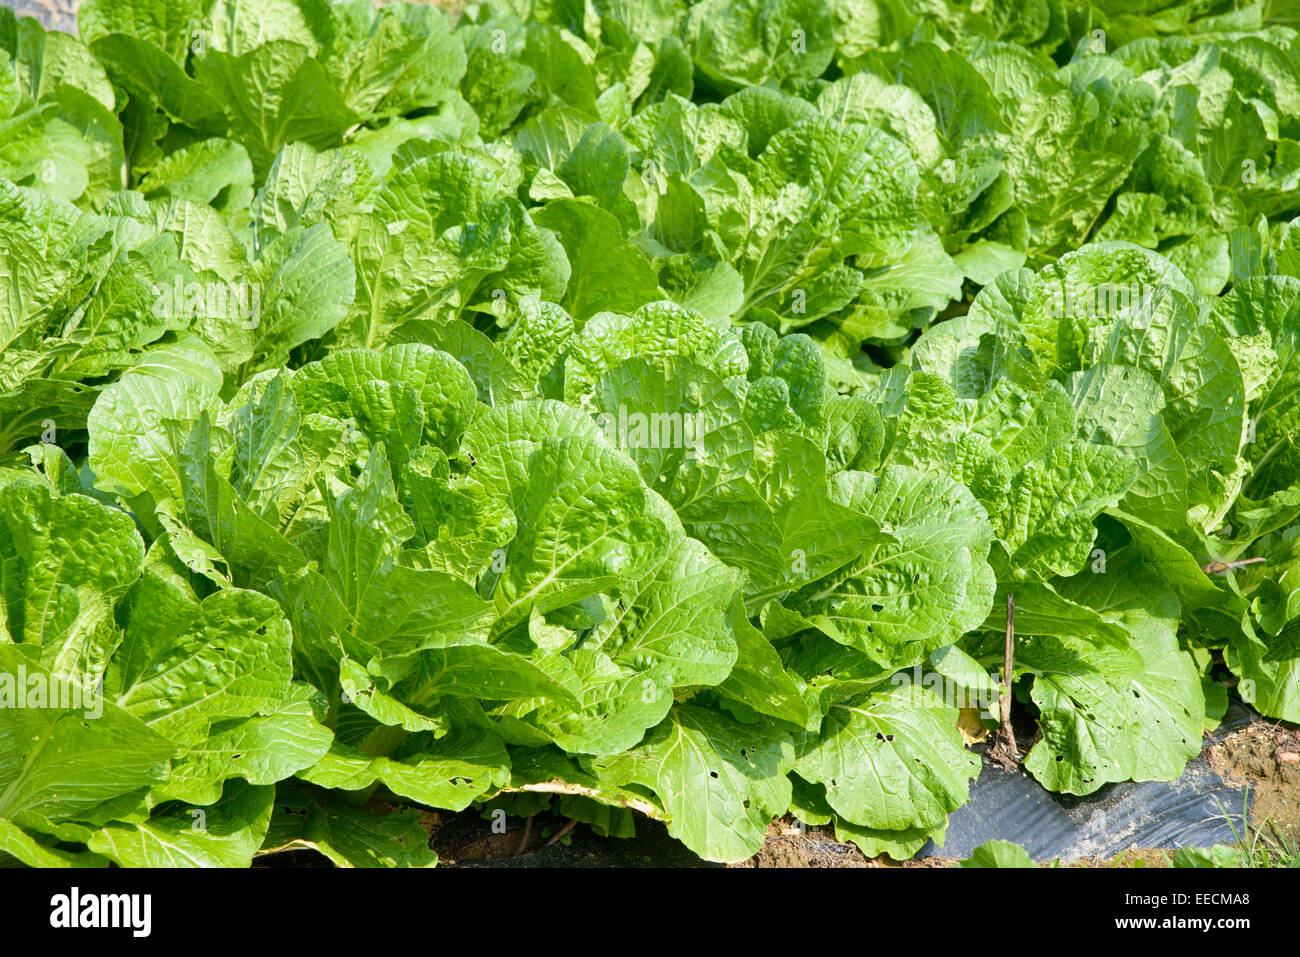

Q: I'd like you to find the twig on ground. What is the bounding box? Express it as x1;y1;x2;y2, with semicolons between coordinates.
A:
989;592;1020;770
514;814;533;857
1202;557;1266;574
543;818;579;848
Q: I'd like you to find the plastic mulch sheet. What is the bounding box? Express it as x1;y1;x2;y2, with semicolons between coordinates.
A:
918;706;1255;861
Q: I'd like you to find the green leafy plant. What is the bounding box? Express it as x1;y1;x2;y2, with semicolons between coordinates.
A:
959;839;1038;867
0;0;1297;868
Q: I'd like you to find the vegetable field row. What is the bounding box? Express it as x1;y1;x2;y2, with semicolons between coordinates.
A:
0;0;1297;866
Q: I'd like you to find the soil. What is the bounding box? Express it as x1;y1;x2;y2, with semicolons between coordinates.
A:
1064;849;1174;868
1;0;468;34
4;0;78;32
424;806;724;868
1207;719;1300;844
731;822;871;868
0;0;475;31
